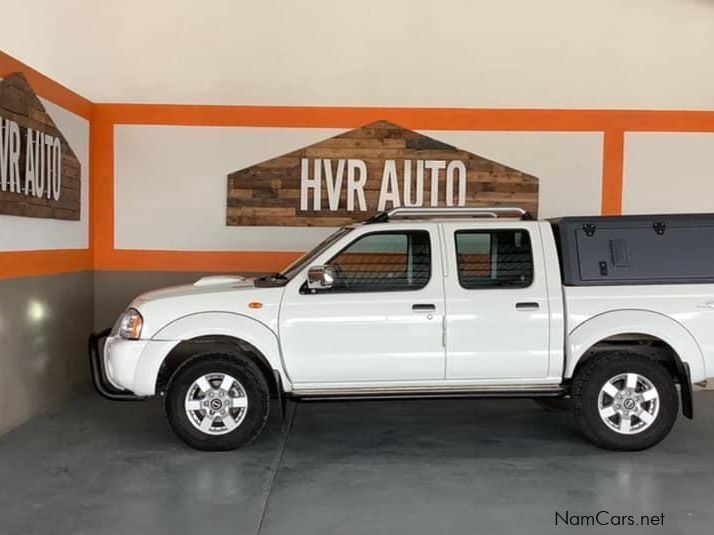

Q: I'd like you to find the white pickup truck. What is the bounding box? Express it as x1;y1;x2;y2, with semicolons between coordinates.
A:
90;207;713;452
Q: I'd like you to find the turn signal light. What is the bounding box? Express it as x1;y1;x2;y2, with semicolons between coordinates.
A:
118;308;144;340
248;302;263;309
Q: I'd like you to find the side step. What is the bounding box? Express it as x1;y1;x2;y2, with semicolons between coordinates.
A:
291;384;565;402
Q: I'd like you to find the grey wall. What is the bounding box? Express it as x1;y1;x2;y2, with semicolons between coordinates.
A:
0;272;93;435
1;270;263;436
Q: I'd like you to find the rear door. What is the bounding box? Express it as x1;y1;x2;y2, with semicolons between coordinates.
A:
442;222;551;380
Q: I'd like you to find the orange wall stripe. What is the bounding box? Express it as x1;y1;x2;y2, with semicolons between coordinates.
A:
98;104;714;132
99;250;301;273
91;109;114;269
0;50;92;120
601;130;625;215
90;116;301;273
92;103;714;272
0;250;92;280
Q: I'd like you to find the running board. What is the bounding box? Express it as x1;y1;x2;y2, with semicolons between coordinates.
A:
291;384;565;401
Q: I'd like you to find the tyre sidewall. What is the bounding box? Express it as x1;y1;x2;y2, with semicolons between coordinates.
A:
165;355;270;451
573;355;678;451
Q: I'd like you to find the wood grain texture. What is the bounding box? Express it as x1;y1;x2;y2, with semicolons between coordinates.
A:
227;120;538;226
0;73;81;220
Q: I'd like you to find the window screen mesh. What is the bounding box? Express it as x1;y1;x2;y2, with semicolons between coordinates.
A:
455;230;533;289
329;231;431;291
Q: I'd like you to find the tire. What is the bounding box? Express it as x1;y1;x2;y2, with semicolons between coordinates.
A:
533;397;572;412
571;352;678;451
165;354;270;451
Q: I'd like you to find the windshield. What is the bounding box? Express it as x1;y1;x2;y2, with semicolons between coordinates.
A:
280;227;354;280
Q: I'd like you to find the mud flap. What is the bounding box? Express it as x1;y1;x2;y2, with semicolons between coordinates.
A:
678;362;694;419
273;370;287;421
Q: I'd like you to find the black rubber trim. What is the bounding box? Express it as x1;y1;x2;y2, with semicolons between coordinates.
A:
88;328;149;401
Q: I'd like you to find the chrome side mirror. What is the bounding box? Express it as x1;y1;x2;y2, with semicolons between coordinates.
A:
307;265;335;290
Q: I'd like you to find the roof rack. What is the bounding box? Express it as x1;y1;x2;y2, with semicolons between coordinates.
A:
365;207;533;224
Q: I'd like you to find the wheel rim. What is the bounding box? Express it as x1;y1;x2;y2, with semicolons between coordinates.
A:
597;372;660;435
184;373;249;435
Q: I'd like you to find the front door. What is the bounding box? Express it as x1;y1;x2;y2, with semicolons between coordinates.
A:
279;227;446;386
442;223;551;380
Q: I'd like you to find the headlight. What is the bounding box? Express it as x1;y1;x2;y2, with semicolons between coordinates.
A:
118;308;143;340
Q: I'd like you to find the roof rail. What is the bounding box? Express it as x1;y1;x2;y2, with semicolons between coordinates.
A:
365;207;532;224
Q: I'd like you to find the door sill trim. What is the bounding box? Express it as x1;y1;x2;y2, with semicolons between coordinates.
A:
292;383;564;400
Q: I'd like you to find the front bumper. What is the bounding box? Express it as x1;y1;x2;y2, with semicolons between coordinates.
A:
88;329;148;401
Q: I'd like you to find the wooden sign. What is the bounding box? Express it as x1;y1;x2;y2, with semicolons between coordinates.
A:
227;120;537;226
0;73;81;220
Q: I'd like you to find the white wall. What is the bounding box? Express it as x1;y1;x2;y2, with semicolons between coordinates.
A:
623;133;714;215
422;132;603;218
2;0;713;109
0;93;90;251
114;126;603;251
114;126;344;251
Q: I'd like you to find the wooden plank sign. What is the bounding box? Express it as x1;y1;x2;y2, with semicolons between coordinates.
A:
0;73;81;220
227;120;538;226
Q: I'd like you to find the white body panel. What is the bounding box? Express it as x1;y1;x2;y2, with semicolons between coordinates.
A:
102;218;714;398
104;336;176;395
104;278;289;395
564;285;714;383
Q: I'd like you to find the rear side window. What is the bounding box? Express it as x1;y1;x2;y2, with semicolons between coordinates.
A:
326;230;431;292
455;229;533;289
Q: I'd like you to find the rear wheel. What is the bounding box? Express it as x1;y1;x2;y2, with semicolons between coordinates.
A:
572;353;678;451
165;354;270;451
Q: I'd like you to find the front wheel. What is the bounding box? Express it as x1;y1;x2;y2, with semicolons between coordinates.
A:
165;354;270;451
572;353;678;451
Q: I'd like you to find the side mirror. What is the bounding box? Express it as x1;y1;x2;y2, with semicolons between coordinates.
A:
307;265;335;290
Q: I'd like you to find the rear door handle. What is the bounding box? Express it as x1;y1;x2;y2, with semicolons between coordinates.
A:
515;302;540;311
698;301;714;309
412;303;436;311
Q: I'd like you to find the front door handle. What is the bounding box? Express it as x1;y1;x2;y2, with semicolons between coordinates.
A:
515;302;540;311
698;301;714;309
412;303;436;311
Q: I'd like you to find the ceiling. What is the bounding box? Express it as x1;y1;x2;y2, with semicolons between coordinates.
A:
2;0;714;109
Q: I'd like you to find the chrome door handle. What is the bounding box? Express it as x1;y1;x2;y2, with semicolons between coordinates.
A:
412;303;436;311
515;302;539;311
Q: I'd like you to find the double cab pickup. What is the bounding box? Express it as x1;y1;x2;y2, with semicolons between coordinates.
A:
90;207;714;451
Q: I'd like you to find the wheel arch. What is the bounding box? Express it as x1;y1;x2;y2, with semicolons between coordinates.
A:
566;309;706;384
156;335;279;397
131;312;290;396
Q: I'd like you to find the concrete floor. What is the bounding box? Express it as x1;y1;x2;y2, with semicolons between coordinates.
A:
1;393;713;535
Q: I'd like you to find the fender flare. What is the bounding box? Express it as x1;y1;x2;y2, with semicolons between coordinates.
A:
566;309;707;384
131;312;289;396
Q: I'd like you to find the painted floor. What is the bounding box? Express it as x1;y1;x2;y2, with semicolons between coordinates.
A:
1;392;712;535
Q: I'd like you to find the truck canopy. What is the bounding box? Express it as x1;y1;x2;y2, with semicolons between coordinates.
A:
551;213;714;286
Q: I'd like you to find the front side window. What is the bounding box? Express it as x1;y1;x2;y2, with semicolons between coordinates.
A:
325;230;431;292
455;229;533;289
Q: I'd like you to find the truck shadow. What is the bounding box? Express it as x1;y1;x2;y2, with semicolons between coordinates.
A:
283;398;589;462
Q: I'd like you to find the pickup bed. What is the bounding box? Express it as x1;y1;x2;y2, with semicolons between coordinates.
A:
90;207;713;451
